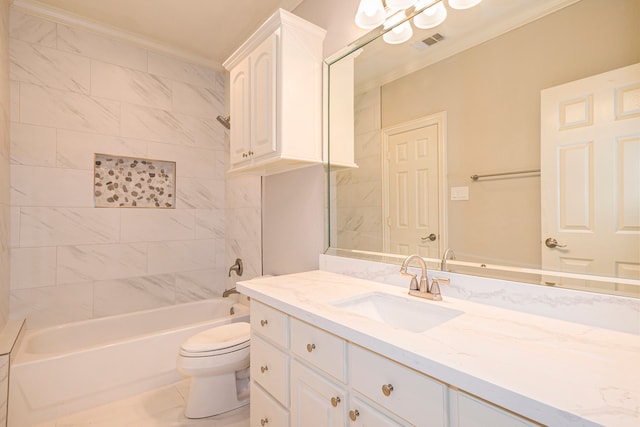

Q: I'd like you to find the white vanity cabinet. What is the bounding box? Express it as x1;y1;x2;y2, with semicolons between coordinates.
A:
247;298;538;427
223;9;326;176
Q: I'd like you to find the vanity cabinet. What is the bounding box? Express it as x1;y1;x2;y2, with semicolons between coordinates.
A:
248;298;538;427
223;9;326;176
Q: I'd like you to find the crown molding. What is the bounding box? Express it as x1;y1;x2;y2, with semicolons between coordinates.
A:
11;0;223;71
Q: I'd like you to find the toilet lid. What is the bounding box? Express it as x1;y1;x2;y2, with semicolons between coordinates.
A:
180;322;250;353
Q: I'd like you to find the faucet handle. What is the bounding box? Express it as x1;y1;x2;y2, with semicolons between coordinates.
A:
401;272;419;291
430;277;450;300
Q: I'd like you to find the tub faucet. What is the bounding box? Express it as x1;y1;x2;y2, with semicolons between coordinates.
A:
441;248;456;271
400;254;450;301
228;258;243;277
223;288;240;298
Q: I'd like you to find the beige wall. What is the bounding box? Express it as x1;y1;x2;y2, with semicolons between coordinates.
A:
380;0;640;266
0;0;9;330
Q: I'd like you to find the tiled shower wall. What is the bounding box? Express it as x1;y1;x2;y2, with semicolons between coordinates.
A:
335;86;382;252
7;8;260;329
0;0;9;330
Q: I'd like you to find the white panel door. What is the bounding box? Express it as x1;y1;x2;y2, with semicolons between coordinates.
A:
541;63;640;286
386;124;440;258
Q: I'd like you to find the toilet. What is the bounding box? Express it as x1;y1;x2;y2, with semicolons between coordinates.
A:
177;322;251;418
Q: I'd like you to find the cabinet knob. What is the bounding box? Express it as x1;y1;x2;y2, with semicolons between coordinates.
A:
382;384;394;396
349;410;360;421
248;150;254;155
242;152;247;158
260;418;268;426
306;343;316;353
260;319;268;327
330;396;341;407
260;365;268;373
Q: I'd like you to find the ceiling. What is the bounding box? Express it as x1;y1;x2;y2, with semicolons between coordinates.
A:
12;0;305;66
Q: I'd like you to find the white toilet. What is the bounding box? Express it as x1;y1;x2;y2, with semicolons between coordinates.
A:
177;322;251;419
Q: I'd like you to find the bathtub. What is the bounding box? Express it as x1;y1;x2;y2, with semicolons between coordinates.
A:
9;298;249;427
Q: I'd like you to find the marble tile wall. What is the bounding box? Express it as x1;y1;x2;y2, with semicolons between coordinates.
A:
8;8;234;329
335;87;383;252
0;0;10;330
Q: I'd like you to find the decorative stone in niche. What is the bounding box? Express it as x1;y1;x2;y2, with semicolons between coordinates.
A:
94;153;176;208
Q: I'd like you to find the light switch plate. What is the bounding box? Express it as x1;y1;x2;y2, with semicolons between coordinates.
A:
451;186;469;201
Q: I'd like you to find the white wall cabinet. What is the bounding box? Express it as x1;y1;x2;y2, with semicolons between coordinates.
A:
223;9;326;176
249;299;539;427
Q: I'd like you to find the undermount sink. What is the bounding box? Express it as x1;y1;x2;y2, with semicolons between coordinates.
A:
330;292;463;333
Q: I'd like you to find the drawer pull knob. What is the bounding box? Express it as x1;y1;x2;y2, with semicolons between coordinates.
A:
260;365;269;373
349;410;360;421
260;418;268;426
382;384;394;396
260;319;268;327
330;396;341;407
306;343;316;352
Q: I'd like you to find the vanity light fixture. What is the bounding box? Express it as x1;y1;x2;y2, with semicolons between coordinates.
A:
355;0;482;45
448;0;483;10
386;0;417;9
355;0;386;29
413;0;447;29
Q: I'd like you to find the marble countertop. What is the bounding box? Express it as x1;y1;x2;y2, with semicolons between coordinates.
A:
237;270;640;427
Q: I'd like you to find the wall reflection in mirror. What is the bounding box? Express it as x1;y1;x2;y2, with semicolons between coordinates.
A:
327;0;640;297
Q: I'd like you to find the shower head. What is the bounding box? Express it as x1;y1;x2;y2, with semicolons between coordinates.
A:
216;115;231;129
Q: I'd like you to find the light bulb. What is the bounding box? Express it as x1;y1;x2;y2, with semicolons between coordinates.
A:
413;1;447;29
355;0;386;29
448;0;482;10
383;20;413;44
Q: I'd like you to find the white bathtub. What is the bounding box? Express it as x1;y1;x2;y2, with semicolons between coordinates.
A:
9;298;249;427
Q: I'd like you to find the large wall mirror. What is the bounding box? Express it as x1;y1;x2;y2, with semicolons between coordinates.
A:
326;0;640;297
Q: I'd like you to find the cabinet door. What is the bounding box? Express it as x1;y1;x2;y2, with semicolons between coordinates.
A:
229;56;251;166
291;360;346;427
349;395;410;427
251;382;289;427
250;31;278;161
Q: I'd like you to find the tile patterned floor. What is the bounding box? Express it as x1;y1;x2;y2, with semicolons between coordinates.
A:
33;380;250;427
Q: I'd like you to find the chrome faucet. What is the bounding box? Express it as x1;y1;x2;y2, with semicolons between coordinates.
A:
228;258;243;277
441;248;456;271
400;254;450;301
400;254;428;292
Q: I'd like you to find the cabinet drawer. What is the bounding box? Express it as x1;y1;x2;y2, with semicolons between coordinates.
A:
250;382;289;427
251;300;289;348
349;344;446;427
455;391;537;427
251;334;289;406
290;318;346;382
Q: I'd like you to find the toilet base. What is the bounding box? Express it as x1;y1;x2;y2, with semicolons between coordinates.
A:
184;370;250;419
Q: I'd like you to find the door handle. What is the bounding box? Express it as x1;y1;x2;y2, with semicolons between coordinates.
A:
421;233;437;242
545;237;567;248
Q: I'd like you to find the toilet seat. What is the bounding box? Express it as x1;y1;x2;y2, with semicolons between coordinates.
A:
179;322;250;357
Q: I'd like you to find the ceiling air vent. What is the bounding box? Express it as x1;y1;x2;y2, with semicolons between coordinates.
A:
422;33;444;46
